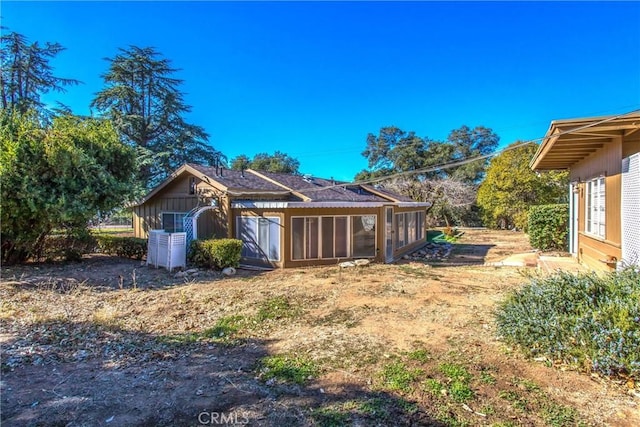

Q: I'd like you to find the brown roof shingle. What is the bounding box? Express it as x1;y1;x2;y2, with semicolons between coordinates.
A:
253;171;393;202
188;164;286;192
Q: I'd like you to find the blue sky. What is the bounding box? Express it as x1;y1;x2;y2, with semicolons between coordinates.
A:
3;1;639;181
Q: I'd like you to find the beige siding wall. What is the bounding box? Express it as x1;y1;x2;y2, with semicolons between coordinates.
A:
570;137;623;271
133;173;226;238
133;197;199;238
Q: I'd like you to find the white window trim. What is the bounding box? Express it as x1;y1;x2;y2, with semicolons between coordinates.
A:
585;176;606;239
161;212;187;232
290;214;377;261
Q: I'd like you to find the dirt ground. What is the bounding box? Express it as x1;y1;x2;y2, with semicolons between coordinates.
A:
1;229;638;426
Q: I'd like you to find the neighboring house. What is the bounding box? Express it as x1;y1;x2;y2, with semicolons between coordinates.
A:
530;113;640;271
132;164;430;268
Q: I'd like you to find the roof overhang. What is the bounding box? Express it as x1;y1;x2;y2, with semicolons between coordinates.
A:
132;164;222;206
226;190;291;197
530;113;640;170
231;201;431;209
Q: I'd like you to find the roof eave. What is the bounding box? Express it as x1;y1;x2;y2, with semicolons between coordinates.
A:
530;112;640;171
132;164;229;206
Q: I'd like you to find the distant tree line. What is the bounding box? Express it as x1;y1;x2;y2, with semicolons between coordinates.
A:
356;126;567;228
357;125;499;226
0;28;568;263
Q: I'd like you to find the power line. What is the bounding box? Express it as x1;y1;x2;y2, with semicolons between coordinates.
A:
294;108;640;192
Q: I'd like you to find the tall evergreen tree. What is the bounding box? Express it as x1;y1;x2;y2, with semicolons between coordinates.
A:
0;29;79;114
0;110;136;264
91;46;222;191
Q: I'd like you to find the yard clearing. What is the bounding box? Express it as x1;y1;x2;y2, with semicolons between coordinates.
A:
1;229;638;426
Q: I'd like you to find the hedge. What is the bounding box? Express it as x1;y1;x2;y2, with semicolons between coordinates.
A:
31;233;147;262
527;204;568;251
188;238;242;269
38;230;97;262
95;235;147;260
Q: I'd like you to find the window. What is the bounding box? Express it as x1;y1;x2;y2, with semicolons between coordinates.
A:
395;213;405;248
189;176;196;195
291;215;374;260
162;212;186;232
236;216;281;261
352;215;376;257
585;177;606;238
394;211;426;249
416;211;425;241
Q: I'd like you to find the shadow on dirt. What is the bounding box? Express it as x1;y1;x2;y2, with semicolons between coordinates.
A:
1;318;447;426
0;255;267;293
431;243;496;267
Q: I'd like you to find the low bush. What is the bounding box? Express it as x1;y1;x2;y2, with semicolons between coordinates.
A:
95;235;147;260
188;238;242;269
17;229;146;262
496;268;640;380
528;204;568;251
38;228;97;262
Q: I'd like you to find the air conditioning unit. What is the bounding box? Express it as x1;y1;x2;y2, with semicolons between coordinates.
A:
147;230;186;272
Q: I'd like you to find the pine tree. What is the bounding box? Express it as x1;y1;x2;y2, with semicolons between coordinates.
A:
0;29;79;114
92;46;222;191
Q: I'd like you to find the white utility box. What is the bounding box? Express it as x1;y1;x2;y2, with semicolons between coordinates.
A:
147;230;187;272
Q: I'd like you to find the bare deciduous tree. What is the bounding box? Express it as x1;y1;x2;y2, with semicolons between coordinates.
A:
382;177;477;226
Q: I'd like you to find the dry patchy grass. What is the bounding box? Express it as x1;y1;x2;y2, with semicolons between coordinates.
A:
1;229;638;426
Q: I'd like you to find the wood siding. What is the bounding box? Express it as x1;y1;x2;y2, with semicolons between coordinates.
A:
133;174;227;238
569;136;634;271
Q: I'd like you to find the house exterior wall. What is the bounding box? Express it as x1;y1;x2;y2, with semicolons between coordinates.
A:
133;174;225;239
570;137;623;271
133;168;428;268
230;205;426;268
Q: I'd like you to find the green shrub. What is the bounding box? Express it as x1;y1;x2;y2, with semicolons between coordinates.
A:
188;238;242;269
527;204;568;251
496;268;640;380
95;235;147;260
188;240;211;267
36;228;97;262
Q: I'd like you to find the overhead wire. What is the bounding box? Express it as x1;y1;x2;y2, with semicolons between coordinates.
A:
293;108;640;193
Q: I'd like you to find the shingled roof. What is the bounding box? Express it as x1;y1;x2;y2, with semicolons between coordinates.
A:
137;163;421;206
253;170;392;202
188;164;285;193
